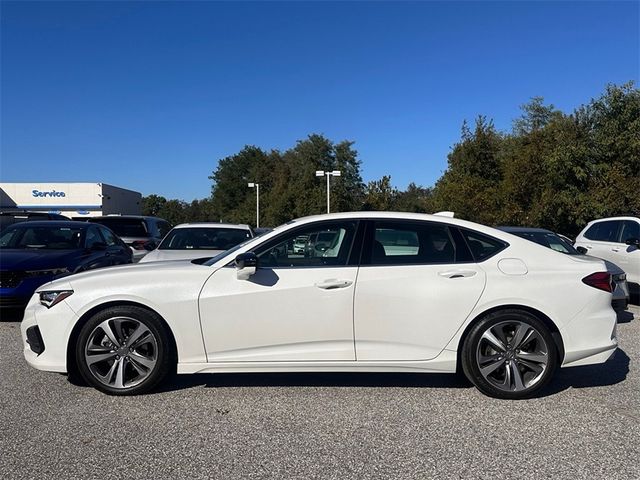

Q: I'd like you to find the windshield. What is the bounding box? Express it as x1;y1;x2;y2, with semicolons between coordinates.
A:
512;231;579;255
160;227;252;250
0;225;84;250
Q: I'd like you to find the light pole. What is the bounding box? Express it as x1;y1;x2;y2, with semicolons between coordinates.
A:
315;170;341;214
247;182;260;228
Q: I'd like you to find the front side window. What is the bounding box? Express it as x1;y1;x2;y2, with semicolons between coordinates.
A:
583;220;621;242
99;227;118;247
367;221;456;265
84;226;104;249
256;221;357;268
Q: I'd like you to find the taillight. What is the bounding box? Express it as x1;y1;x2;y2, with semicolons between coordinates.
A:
582;272;612;293
131;240;149;250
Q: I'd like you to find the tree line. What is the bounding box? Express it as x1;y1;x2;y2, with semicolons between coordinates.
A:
142;82;639;237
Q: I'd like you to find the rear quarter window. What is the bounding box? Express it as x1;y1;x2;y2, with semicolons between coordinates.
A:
460;229;508;261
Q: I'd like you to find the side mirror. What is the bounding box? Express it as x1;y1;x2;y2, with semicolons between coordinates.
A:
576;246;588;254
235;252;258;280
625;237;640;247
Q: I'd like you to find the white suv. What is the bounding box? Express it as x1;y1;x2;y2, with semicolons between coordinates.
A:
574;216;640;288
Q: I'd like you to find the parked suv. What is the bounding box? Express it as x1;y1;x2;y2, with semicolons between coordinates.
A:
84;215;172;262
574;216;640;292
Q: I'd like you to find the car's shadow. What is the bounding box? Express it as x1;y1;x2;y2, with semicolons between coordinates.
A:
153;348;630;398
617;310;635;323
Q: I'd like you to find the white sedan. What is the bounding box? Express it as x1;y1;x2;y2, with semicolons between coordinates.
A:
21;212;618;399
139;223;253;263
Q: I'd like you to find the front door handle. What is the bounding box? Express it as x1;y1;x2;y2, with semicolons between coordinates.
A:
611;248;620;252
438;270;477;279
315;279;353;290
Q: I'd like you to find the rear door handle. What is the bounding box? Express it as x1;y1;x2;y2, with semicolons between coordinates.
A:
438;270;477;279
315;279;353;290
611;248;620;252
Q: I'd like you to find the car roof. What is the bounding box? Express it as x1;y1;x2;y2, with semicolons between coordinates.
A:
586;216;639;223
497;226;554;234
4;220;89;229
88;215;164;221
172;223;251;229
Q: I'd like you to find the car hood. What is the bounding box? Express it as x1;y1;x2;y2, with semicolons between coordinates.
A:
140;249;223;263
41;258;213;291
0;249;80;271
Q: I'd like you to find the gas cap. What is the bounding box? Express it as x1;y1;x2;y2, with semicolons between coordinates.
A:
498;258;528;275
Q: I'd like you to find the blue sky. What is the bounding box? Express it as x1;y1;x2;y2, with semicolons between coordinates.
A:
1;1;638;201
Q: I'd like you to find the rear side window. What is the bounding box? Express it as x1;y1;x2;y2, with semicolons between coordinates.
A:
583;220;621;242
461;229;508;261
367;221;457;265
620;220;640;242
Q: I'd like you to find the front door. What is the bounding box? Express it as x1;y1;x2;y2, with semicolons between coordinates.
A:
199;220;360;362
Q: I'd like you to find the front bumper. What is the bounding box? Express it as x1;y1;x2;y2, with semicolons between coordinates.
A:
20;292;78;373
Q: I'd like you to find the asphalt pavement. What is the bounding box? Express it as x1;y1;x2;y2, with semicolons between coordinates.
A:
1;306;638;479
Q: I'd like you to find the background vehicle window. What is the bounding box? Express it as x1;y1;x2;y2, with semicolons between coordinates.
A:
90;218;148;237
583;220;621;242
461;229;508;261
620;220;639;242
98;227;118;247
157;221;172;237
0;226;83;250
160;228;252;250
256;222;356;268
85;226;104;249
369;222;455;265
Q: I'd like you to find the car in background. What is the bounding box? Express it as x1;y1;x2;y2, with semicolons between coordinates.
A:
139;223;253;263
498;226;629;311
83;215;172;262
253;227;273;237
574;217;640;295
0;210;69;231
22;212;618;399
0;221;131;312
293;235;309;254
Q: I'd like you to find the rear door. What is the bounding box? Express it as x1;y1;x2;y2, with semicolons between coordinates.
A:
354;220;487;361
578;220;623;266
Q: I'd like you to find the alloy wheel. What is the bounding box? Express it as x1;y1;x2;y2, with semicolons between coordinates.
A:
84;316;158;389
475;320;549;393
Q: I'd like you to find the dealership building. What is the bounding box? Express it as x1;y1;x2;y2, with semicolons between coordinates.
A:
0;183;142;217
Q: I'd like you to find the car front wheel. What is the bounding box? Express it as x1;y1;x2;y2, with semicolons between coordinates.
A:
461;310;558;399
75;306;174;395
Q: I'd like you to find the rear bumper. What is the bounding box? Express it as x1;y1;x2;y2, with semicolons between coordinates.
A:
560;296;618;367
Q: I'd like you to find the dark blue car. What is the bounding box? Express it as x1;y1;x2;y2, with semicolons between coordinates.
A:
0;221;132;313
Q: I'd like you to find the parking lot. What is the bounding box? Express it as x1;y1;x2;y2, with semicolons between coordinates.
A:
0;306;638;479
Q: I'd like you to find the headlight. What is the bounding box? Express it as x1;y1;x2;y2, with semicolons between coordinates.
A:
39;290;73;308
25;268;70;278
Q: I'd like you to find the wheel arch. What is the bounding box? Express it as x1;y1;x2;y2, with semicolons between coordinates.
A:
66;300;178;379
455;304;565;372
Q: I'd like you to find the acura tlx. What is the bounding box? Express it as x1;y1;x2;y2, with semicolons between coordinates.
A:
21;212;617;399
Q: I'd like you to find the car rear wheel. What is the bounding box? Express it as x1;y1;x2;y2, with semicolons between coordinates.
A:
75;306;174;395
461;310;558;399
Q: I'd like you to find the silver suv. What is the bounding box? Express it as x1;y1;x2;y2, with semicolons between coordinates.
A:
85;215;172;262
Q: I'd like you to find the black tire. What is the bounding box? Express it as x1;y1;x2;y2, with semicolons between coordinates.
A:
461;309;558;399
75;306;175;395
